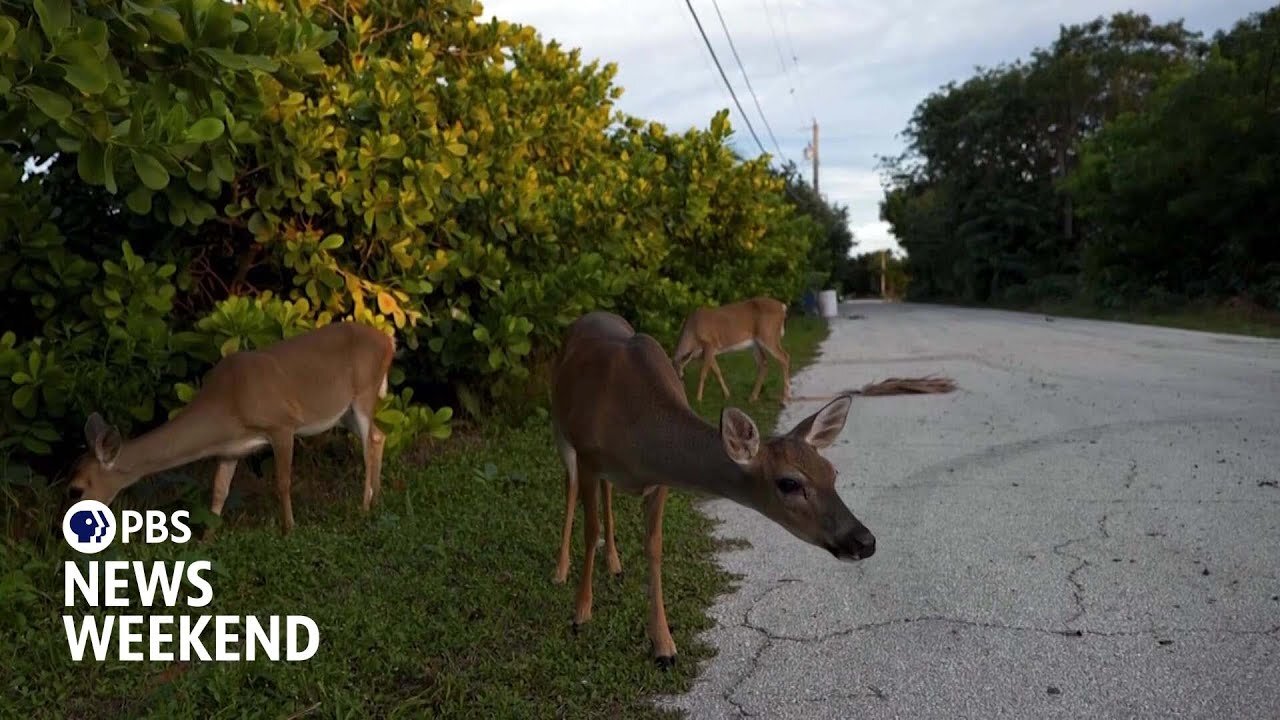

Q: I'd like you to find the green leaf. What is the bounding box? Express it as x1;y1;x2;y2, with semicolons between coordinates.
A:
200;47;250;70
219;336;240;356
77;142;106;184
12;385;35;412
62;60;109;94
125;186;153;214
34;0;71;39
319;234;344;250
212;152;235;182
146;11;186;42
131;151;170;190
185;117;225;142
22;86;72;121
0;18;18;54
103;145;117;194
446;143;468;156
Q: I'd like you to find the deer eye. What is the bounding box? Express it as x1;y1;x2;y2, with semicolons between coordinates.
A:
775;477;803;495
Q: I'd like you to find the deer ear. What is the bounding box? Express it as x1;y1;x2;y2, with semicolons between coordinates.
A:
84;413;123;468
789;394;853;449
720;407;761;464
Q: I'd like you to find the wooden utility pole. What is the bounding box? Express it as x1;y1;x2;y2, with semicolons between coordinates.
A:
803;118;819;193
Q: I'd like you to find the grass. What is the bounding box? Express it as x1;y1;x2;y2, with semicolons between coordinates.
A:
968;297;1280;339
1;315;829;720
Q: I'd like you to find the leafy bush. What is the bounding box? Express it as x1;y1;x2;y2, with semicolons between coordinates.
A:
1;0;815;494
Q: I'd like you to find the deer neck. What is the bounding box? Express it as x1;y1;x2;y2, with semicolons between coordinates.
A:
113;408;231;481
641;408;759;509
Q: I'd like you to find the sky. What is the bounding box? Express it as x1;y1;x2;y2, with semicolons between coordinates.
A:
480;0;1271;256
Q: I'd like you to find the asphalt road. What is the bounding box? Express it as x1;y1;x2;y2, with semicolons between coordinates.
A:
661;301;1280;720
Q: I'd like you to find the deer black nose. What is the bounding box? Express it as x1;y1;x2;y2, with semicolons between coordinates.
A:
68;486;84;500
838;527;875;559
856;533;876;559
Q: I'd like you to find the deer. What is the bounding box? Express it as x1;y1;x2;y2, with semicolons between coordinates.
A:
550;311;875;667
67;321;396;535
671;296;791;404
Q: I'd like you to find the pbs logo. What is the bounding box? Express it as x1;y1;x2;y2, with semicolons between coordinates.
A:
62;500;117;554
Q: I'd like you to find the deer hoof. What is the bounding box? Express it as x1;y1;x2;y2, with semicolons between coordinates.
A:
654;655;677;670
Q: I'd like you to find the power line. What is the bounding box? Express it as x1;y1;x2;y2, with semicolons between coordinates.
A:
774;0;816;120
759;0;800;110
680;0;769;157
708;0;786;161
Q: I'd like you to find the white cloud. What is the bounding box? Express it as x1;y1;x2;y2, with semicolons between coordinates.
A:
481;0;1271;256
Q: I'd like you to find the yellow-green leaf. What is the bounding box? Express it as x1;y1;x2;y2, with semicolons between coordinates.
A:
185;117;225;143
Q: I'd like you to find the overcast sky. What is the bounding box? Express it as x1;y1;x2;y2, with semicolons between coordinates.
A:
481;0;1270;256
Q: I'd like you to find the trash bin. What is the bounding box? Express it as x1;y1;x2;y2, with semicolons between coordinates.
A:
818;289;838;318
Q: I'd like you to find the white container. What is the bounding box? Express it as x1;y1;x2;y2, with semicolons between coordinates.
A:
818;289;839;318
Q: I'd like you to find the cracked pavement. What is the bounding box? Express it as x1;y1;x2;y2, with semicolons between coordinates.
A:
660;302;1280;719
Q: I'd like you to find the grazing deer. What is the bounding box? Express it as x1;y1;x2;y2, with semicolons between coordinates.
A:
550;311;875;667
671;296;791;403
68;321;396;534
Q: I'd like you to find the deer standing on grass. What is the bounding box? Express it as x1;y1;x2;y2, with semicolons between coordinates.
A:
68;321;395;534
550;311;875;667
672;296;791;403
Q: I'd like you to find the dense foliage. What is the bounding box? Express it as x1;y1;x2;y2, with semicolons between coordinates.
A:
880;8;1279;310
0;0;819;479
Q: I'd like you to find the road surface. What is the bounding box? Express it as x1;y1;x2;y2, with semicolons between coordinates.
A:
661;301;1280;719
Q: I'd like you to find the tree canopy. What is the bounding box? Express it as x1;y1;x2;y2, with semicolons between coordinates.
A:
880;8;1278;309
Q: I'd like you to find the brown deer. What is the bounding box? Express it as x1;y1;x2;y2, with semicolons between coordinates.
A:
672;296;791;403
550;311;874;667
68;321;396;534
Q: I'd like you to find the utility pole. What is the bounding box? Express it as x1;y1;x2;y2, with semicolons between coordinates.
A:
803;118;819;194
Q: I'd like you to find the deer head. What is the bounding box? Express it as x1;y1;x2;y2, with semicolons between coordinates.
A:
67;413;132;504
719;394;875;561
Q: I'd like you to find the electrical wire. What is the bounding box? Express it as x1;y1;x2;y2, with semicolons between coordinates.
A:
708;0;787;161
680;0;769;157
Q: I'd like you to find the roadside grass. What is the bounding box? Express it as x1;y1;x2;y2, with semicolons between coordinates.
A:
1;315;829;719
956;297;1280;339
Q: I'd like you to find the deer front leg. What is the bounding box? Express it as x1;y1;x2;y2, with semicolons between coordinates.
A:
573;464;600;629
204;459;237;541
269;432;296;535
644;485;676;667
602;479;622;577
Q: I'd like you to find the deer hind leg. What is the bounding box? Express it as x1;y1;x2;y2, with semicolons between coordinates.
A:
761;339;792;401
748;343;769;402
269;431;296;535
601;479;622;577
573;462;600;629
696;350;712;402
552;431;578;585
644;485;676;666
346;395;385;513
203;459;237;541
706;350;732;400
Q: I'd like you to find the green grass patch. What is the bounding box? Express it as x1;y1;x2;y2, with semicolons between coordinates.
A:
950;296;1280;339
1;316;828;719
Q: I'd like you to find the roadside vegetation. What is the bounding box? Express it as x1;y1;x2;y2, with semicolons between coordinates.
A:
878;8;1280;331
